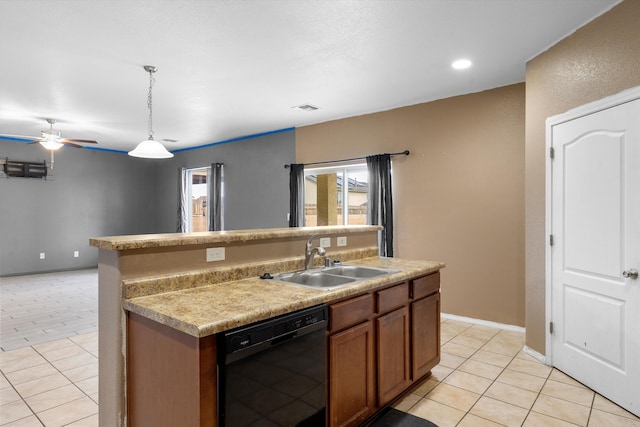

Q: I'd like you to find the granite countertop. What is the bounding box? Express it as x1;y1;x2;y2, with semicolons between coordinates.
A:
90;225;382;251
124;257;444;338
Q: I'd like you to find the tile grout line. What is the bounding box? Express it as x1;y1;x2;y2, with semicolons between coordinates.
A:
415;322;560;427
518;362;555;427
1;336;98;426
432;322;625;427
0;369;46;426
450;326;524;426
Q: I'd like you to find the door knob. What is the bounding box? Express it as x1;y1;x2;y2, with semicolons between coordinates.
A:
622;269;638;279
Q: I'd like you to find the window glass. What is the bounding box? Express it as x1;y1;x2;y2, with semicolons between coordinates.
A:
187;167;209;232
304;164;368;226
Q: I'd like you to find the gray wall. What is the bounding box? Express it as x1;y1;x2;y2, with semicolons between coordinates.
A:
154;129;295;232
0;141;157;276
1;129;295;276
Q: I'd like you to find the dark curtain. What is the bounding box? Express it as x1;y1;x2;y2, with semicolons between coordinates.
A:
367;154;394;257
177;167;188;232
209;163;224;231
289;163;305;227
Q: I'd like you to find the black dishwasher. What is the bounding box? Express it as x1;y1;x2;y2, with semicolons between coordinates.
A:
218;304;327;427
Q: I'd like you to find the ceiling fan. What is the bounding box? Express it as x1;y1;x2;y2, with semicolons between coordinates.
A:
26;118;98;150
0;118;98;170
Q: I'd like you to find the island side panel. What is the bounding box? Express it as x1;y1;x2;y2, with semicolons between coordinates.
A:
127;312;216;427
97;249;126;427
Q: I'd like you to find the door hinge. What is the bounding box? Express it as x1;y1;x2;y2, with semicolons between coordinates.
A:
550;147;555;159
549;322;554;334
550;235;554;246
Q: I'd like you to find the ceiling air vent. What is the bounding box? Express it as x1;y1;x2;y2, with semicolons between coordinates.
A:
292;104;319;112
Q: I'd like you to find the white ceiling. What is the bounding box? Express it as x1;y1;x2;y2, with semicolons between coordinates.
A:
0;0;619;153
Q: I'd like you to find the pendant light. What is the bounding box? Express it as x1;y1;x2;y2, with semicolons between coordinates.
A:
128;65;174;159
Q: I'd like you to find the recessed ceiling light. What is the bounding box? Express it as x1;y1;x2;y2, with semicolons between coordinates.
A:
452;59;472;70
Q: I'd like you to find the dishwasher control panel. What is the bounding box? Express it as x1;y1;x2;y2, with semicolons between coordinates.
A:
223;304;328;354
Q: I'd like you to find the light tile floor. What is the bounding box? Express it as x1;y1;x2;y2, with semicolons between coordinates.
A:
1;270;639;426
1;269;98;351
393;320;640;427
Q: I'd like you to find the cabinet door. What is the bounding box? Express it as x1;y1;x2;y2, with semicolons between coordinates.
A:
412;292;440;379
329;321;375;427
376;306;411;406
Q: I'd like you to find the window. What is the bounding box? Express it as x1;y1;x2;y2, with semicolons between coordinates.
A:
181;165;224;233
304;164;368;226
186;167;209;232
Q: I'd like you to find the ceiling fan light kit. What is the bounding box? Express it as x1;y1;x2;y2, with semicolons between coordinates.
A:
39;138;64;151
128;65;174;159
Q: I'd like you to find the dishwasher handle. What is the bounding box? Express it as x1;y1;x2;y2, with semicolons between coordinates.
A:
271;330;297;346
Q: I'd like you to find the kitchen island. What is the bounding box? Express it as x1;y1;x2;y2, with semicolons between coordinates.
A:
90;226;444;427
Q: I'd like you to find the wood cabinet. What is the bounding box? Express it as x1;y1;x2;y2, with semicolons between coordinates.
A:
411;292;440;379
376;306;410;405
327;294;375;427
411;272;441;379
328;320;376;427
328;271;440;427
127;269;440;427
376;282;411;406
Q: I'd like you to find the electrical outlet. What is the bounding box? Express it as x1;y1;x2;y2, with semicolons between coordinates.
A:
319;237;331;247
337;236;347;247
206;247;225;262
74;251;80;258
39;252;45;260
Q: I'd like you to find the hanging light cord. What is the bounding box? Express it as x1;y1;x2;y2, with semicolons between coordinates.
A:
147;68;155;141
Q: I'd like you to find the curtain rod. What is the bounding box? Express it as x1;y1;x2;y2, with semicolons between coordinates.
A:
284;150;410;169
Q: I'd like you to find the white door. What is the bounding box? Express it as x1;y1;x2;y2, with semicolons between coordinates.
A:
548;94;640;416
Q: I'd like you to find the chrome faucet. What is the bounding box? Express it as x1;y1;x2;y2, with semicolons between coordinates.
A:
304;234;326;270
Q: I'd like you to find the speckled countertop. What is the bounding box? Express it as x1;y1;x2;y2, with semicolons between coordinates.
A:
90;225;381;251
124;257;444;338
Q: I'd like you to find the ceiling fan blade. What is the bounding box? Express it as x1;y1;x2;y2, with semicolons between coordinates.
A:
59;141;84;149
64;138;98;144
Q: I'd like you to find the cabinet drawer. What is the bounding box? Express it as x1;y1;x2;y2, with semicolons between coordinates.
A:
329;294;373;332
412;272;440;300
377;282;408;314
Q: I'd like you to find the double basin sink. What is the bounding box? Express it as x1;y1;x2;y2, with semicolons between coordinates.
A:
271;264;399;290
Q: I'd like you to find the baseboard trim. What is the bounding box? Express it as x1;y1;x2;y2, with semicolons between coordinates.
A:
441;312;525;333
523;345;547;364
441;313;550;364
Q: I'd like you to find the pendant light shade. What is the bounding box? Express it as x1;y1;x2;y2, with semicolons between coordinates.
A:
128;65;174;159
128;138;174;158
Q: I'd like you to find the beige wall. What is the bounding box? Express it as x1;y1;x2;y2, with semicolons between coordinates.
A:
525;0;640;353
297;83;525;326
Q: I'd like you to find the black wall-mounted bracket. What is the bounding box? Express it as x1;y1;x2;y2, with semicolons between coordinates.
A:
2;158;48;178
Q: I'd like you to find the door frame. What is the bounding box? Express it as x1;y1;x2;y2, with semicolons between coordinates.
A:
545;85;640;365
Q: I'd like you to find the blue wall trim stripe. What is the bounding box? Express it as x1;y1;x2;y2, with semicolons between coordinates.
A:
2;127;296;154
83;146;128;154
0;136;33;142
172;127;295;153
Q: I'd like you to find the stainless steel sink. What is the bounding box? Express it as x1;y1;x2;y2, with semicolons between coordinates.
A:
270;264;399;290
275;271;356;288
322;265;398;279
